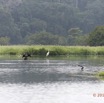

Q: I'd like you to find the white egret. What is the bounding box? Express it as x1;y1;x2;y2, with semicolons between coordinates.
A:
46;51;50;57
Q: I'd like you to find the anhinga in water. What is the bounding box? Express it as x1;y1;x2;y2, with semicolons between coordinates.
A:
22;53;31;60
78;65;84;71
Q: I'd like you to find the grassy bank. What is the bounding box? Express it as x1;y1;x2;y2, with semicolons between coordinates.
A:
96;71;104;80
98;71;104;77
0;45;104;56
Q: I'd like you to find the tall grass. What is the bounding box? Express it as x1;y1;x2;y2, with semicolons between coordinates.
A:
0;45;104;56
97;71;104;80
98;71;104;77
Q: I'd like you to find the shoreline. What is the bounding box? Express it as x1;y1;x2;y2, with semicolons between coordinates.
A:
0;45;104;56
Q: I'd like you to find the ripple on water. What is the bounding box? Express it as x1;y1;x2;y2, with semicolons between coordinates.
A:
0;81;104;103
0;59;104;103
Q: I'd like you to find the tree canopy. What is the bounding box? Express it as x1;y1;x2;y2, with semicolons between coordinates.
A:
0;0;104;45
88;26;104;46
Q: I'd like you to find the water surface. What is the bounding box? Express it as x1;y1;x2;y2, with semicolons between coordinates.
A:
0;56;104;103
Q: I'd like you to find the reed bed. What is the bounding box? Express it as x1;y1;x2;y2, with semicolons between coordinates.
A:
0;45;104;56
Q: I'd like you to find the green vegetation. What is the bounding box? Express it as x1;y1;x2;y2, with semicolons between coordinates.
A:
0;37;10;45
88;26;104;46
98;71;104;77
0;0;104;45
97;71;104;80
0;45;104;56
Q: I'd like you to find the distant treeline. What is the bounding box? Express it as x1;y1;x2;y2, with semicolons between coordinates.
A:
0;0;104;45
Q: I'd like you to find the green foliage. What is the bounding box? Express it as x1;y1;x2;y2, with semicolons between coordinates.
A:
50;47;67;55
21;48;36;55
75;35;89;46
88;26;104;46
68;28;82;36
67;28;88;45
25;31;61;45
38;48;47;55
0;0;104;45
0;45;104;56
98;71;104;77
67;35;76;45
0;36;10;45
1;48;18;55
0;6;22;44
79;49;90;55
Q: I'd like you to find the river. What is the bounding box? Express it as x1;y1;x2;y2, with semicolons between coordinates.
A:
0;56;104;103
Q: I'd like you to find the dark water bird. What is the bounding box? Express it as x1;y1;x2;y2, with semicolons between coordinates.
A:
22;53;31;60
78;65;84;71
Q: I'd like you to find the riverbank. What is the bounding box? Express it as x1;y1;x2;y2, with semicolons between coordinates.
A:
0;45;104;56
97;71;104;77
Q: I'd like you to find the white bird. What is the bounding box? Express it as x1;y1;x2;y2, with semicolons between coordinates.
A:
46;51;50;57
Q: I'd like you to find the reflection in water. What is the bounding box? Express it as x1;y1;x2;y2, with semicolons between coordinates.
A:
0;57;104;103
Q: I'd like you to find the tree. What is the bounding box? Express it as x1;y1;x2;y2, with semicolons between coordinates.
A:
1;0;104;45
25;31;59;45
0;7;21;44
75;35;88;45
29;18;47;33
0;36;10;45
81;0;104;32
68;28;82;36
88;26;104;46
67;27;85;45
